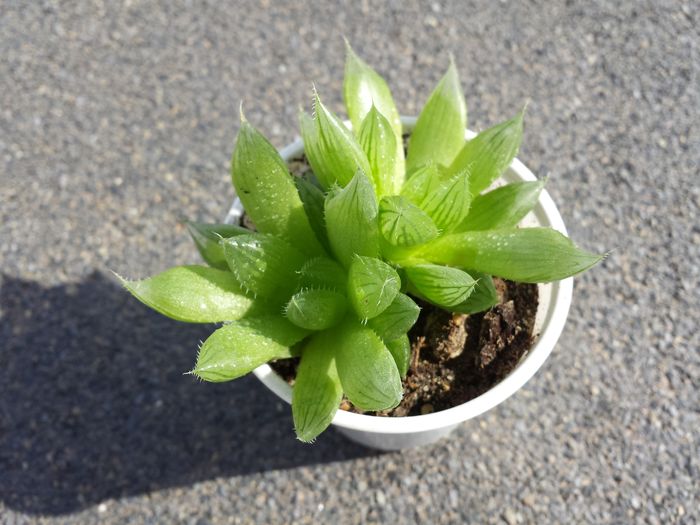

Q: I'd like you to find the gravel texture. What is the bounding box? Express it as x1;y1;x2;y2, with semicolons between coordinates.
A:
1;1;698;523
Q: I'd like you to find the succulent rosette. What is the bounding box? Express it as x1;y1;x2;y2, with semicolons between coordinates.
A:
121;43;602;442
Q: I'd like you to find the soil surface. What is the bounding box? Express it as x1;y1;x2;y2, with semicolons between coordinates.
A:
271;278;538;417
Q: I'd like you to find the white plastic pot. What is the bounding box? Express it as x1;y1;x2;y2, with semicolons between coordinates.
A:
226;116;573;451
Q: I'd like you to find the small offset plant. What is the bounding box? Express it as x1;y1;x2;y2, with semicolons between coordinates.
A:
120;43;603;442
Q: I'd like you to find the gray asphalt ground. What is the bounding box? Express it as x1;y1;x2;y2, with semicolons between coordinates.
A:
1;1;698;523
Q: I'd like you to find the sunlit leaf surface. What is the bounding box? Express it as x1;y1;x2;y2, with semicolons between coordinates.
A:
118;265;260;323
421;228;604;282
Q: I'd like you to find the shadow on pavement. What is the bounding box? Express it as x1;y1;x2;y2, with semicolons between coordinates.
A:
0;272;378;515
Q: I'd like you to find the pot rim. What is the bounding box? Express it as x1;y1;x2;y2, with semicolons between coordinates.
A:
246;116;573;434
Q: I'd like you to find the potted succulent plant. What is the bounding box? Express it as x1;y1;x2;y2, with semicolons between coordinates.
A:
120;43;603;450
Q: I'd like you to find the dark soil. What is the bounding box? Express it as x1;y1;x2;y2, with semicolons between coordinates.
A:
270;278;538;417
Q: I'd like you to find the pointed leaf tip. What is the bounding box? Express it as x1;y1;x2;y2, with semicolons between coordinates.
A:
121;265;260;323
194;316;308;383
407;61;467;170
232;119;325;256
343;44;404;179
520;101;529;118
343;35;354;54
358;106;401;196
420;228;604;283
302;95;371;189
324;171;380;267
185;221;249;270
449;112;524;196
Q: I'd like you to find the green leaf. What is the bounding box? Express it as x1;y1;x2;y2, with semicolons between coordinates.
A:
294;176;331;253
300;94;371;189
343;41;403;146
400;163;443;206
386;335;411;379
324;171;380;267
401;163;472;232
222;233;305;300
405;264;476;307
285;289;347;330
298;256;347;290
185;221;249;270
418;167;472;232
232;118;324;256
358;106;400;196
448;110;524;195
335;318;403;411
450;272;499;314
292;331;343;442
343;42;405;188
347;255;401;319
457;180;544;231
118;265;260;323
368;293;420;342
299;108;317;153
406;61;466;171
192;316;309;382
378;195;439;247
420;228;604;282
